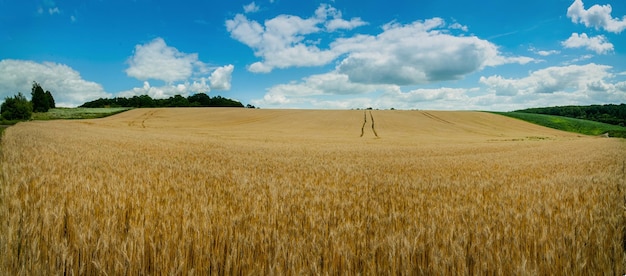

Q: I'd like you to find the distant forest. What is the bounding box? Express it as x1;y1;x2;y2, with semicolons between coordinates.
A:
515;104;626;126
80;93;244;108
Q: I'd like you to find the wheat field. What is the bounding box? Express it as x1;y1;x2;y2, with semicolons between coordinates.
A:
1;108;625;274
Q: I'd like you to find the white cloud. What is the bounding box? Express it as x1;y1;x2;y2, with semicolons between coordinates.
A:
537;50;560;56
382;87;470;103
225;14;264;48
449;22;468;32
253;63;626;110
0;59;111;107
117;78;221;99
529;46;560;56
333;19;534;85
209;65;234;90
479;75;519;96
325;17;367;32
48;7;60;15
226;11;337;72
480;63;615;96
125;38;201;82
253;72;394;107
228;7;533;83
567;0;626;33
226;4;366;73
122;38;234;98
387;63;625;110
317;4;367;31
562;33;613;54
243;2;259;13
117;80;210;99
117;76;234;100
270;72;388;96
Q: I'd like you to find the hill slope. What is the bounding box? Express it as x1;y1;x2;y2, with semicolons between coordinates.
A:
3;107;624;274
87;108;579;143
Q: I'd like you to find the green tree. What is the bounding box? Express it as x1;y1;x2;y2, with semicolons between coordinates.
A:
45;90;56;109
31;82;51;112
166;95;189;107
188;93;211;106
1;92;33;120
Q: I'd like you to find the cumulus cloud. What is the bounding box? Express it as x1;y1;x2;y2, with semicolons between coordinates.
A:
318;4;367;31
480;63;614;96
117;80;211;99
475;64;626;110
325;17;367;32
122;38;234;98
567;0;626;33
253;72;393;107
382;87;470;103
226;4;366;73
209;65;234;90
270;73;388;96
0;59;111;107
225;13;335;72
253;72;483;110
227;6;533;83
334;19;533;85
562;33;613;54
253;62;626;110
125;38;201;82
255;80;477;110
243;2;260;13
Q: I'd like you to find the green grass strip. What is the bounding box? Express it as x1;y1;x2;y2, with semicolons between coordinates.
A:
492;111;626;138
31;107;132;120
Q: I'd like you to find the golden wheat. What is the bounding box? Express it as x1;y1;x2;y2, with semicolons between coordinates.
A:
1;108;625;274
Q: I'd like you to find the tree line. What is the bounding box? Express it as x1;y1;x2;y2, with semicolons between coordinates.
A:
80;93;244;108
1;82;55;121
515;104;626;127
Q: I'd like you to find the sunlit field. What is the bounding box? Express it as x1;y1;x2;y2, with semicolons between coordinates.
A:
1;108;625;274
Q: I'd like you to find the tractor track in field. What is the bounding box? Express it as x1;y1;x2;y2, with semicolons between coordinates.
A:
360;111;379;138
128;110;158;128
141;110;160;128
360;111;367;137
421;111;454;125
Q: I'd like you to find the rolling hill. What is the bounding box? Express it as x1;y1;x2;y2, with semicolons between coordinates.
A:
88;108;580;143
3;108;623;274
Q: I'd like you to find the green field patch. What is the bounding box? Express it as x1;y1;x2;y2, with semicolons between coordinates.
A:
492;112;626;138
31;107;132;120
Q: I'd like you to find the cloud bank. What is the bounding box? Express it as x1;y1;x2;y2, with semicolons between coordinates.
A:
122;38;234;99
0;59;111;107
0;38;235;106
227;6;532;79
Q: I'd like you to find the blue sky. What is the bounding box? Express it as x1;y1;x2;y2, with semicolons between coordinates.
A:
1;0;625;110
